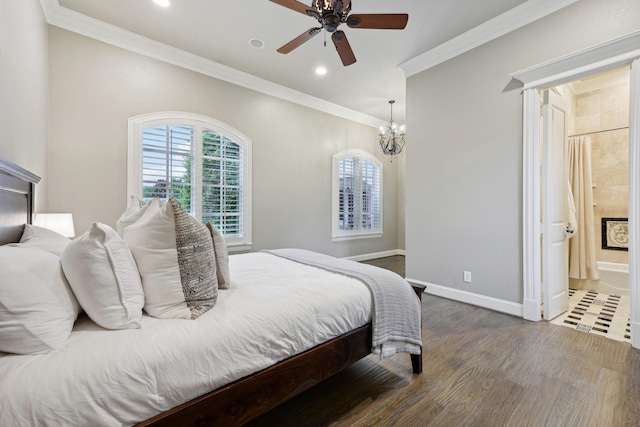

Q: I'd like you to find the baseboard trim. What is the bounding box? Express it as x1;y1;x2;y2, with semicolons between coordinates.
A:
343;249;405;262
407;278;524;318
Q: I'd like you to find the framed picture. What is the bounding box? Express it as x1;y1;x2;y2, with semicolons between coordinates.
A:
602;218;628;251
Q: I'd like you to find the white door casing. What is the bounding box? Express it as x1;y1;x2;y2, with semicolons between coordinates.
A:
629;59;640;349
541;90;570;320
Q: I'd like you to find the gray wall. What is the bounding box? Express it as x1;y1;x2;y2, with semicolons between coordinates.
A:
397;152;406;251
405;0;640;303
0;0;49;212
47;27;399;257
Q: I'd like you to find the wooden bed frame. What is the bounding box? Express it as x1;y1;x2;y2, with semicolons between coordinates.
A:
0;156;424;426
0;158;39;245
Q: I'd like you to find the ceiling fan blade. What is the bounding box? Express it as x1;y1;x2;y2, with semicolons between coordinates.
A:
332;31;356;66
269;0;313;15
277;28;322;54
347;14;409;30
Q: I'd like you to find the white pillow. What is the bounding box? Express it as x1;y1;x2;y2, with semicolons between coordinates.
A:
206;222;231;289
124;198;218;320
0;246;80;354
61;223;145;330
116;196;162;237
8;224;70;256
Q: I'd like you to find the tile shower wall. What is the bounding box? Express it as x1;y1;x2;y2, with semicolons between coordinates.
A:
574;83;629;264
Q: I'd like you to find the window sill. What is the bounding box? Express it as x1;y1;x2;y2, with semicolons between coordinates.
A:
331;232;383;242
228;243;252;253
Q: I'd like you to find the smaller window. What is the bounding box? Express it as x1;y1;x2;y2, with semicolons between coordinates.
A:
332;150;383;241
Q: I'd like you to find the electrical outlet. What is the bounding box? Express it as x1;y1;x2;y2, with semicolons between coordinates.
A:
463;271;472;283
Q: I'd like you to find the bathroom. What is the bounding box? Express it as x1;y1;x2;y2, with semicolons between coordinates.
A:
558;66;630;296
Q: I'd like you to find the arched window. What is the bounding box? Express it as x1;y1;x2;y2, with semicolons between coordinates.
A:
128;112;252;250
332;149;382;241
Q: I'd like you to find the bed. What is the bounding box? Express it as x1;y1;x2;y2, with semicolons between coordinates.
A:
0;157;424;426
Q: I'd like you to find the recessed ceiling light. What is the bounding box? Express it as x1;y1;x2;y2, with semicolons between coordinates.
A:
315;67;327;76
153;0;170;7
249;39;265;49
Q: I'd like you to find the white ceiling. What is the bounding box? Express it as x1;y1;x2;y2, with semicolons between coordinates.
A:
50;0;573;125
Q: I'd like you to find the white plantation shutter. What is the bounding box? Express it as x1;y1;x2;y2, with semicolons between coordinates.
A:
361;158;381;230
333;150;382;240
142;125;195;210
129;112;252;250
201;130;243;237
338;157;357;230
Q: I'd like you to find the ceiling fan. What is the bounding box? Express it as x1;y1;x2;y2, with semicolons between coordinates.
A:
270;0;408;66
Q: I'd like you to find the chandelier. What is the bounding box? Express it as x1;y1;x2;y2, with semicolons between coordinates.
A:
379;100;406;157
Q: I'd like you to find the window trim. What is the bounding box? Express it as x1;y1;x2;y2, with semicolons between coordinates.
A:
128;111;252;251
331;149;383;242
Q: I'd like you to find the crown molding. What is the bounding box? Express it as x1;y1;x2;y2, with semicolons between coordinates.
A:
40;0;579;123
38;0;386;129
398;0;579;77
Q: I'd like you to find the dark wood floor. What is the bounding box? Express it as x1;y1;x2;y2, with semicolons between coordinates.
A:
247;256;640;427
360;255;406;278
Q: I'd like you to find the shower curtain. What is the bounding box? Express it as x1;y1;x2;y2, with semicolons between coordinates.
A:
567;136;599;280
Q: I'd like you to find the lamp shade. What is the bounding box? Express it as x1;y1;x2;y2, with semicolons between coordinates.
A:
33;213;75;238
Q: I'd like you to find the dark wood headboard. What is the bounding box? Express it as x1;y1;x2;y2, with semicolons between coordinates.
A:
0;157;41;245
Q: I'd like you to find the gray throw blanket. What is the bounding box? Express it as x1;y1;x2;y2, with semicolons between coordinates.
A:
262;249;422;359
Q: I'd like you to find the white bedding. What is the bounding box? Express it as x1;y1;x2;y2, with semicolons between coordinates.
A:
0;253;371;427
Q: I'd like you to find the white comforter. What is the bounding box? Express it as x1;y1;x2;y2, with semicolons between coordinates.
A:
0;253;371;427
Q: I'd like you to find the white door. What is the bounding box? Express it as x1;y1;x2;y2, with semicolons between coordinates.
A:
542;89;570;320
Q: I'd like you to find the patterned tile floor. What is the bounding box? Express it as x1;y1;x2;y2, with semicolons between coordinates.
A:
550;289;631;343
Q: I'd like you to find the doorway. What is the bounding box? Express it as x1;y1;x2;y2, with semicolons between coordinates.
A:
541;68;632;343
512;31;640;349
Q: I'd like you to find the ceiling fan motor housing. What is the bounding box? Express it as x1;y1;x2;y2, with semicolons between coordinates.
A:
309;0;351;33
